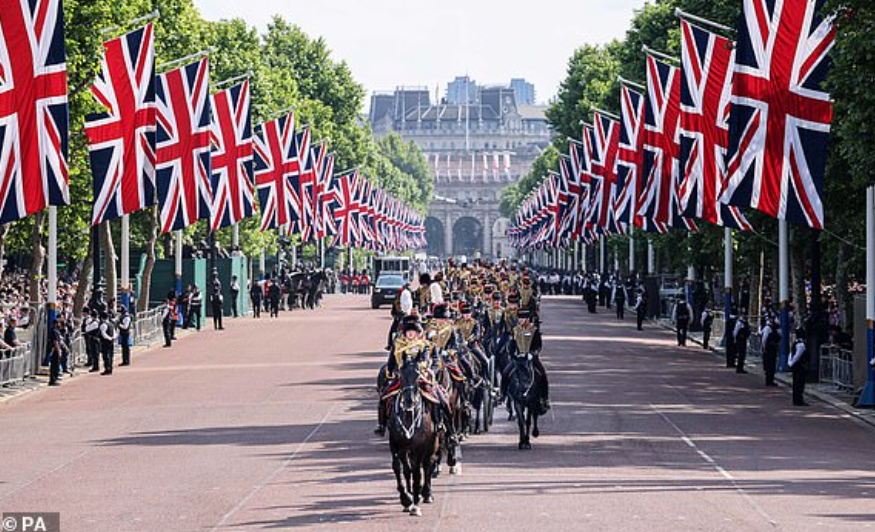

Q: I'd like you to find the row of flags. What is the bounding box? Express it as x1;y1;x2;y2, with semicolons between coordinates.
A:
431;151;513;182
510;0;835;250
0;6;424;252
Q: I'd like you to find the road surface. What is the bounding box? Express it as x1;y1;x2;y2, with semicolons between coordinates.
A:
1;295;873;531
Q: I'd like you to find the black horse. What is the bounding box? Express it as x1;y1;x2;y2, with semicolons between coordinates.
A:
507;354;543;450
388;362;440;516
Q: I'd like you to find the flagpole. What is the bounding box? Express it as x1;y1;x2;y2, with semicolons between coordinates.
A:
92;224;101;295
232;225;240;256
859;186;875;406
647;239;654;275
674;7;733;34
629;233;635;276
100;9;160;36
212;71;253;91
157;47;214;73
724;227;733;346
599;236;606;273
573;241;580;273
175;230;183;295
46;206;58;362
778;219;790;372
121;214;130;311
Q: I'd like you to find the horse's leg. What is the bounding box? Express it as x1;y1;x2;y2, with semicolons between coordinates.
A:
532;411;540;439
422;440;437;504
402;454;413;510
515;401;526;450
392;447;413;511
409;454;423;516
524;408;532;449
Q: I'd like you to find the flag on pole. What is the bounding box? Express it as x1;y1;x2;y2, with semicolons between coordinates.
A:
86;24;156;225
0;0;69;224
210;80;253;230
720;0;835;230
254;113;299;231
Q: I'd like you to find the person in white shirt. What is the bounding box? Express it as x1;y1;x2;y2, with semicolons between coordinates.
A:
118;307;132;366
400;285;414;316
429;274;444;306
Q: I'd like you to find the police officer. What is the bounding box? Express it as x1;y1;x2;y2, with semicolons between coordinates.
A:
118;306;132;366
250;279;263;318
268;278;281;317
701;308;714;350
230;275;240;318
612;280;627;320
99;311;117;375
211;277;224;330
789;327;809;406
725;309;738;368
673;298;692;346
634;288;647;331
162;291;176;348
48;314;65;386
189;285;203;330
761;316;780;386
83;309;100;372
734;315;751;374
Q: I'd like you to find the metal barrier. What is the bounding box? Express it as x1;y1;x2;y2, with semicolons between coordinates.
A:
133;305;166;346
819;344;855;393
0;344;33;386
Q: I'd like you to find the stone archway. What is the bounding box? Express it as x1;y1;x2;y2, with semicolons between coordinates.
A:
492;217;510;258
452;216;483;258
425;217;445;257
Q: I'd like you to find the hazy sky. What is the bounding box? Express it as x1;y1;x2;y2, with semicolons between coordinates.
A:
194;0;646;106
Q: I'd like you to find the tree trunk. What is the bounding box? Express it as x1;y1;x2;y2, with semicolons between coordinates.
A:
791;228;807;316
28;212;46;315
138;206;159;312
73;236;93;319
101;221;118;308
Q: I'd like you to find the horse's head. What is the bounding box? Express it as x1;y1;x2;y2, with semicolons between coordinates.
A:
512;354;535;392
394;361;424;439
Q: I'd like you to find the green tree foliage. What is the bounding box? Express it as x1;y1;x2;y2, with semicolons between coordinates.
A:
1;0;432;295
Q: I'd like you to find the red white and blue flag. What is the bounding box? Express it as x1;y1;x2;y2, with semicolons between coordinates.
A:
300;141;325;242
254;113;299;232
720;0;835;230
678;20;751;231
0;0;69;224
210;79;253;230
615;85;645;230
331;171;359;247
86;24;155;225
638;55;697;232
316;152;336;239
156;58;212;233
588;111;623;235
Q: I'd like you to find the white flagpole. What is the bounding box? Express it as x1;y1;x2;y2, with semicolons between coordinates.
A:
232;224;240;256
599;236;606;273
121;214;130;309
175;230;183;294
47;206;58;327
860;186;875;406
647;239;654;274
778;219;790;371
629;234;635;275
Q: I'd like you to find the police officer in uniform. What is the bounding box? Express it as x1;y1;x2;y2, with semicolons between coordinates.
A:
788;327;809;406
761;316;780;386
634;289;647;331
250;279;263;318
612;280;627;320
118;306;132;366
701;308;714;350
734;315;751;374
673;298;692;346
83;309;100;372
99;311;117;375
211;276;224;330
230;275;240;318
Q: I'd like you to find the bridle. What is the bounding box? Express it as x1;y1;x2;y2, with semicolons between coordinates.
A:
394;383;423;440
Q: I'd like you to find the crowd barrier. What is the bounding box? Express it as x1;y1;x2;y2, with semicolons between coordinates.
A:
819;344;855;393
0;345;33;386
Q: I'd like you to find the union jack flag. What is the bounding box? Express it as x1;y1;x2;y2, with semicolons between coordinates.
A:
286;128;311;235
331;171;359;247
678;20;751;231
0;0;69;224
86;24;155;225
316;152;335;239
300;141;324;243
615;85;645;229
588;111;623;235
156;58;212;233
638;55;697;232
210;80;253;230
720;0;835;230
254;113;300;232
569;137;591;240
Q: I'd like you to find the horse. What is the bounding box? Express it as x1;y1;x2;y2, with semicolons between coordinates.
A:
506;354;543;450
431;361;462;477
388;361;440;516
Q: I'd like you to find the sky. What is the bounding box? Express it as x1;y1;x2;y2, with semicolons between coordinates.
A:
194;0;647;107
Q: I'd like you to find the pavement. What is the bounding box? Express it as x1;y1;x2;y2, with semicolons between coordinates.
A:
0;294;873;532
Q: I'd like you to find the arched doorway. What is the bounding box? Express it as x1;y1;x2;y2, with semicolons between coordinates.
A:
492;217;510;258
425;217;444;257
452;217;483;258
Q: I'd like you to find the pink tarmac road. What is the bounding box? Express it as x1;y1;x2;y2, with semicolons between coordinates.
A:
1;294;874;532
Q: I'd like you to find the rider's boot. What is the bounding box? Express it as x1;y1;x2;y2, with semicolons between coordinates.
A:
373;400;387;437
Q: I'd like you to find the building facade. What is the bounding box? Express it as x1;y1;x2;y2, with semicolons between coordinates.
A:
369;77;552;258
369;79;551;259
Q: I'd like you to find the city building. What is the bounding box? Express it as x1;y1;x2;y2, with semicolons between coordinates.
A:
369;77;552;259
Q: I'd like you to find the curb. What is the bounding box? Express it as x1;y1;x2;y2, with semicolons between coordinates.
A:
654;318;875;431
